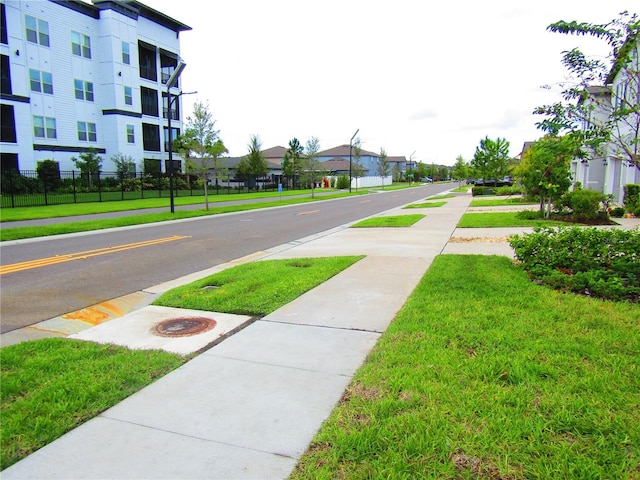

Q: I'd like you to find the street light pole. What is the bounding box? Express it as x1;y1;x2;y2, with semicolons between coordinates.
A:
165;62;186;213
409;150;415;185
349;128;359;193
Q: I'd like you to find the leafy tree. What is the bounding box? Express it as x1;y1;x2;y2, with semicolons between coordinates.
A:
534;12;640;169
239;134;268;192
471;136;510;185
515;134;577;218
71;149;102;188
415;162;429;181
377;147;390;189
111;153;136;178
303;137;321;197
173;100;228;207
282;137;304;189
438;165;450;181
392;162;402;182
452;155;469;184
351;137;365;191
36;159;61;191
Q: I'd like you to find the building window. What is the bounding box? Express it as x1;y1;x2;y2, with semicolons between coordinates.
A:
138;41;157;81
122;41;130;64
141;87;159;116
126;124;135;143
160;50;178;85
77;121;97;142
71;31;91;59
142;123;160;151
124;86;133;105
1;55;11;94
164;126;180;152
30;69;53;94
1;3;8;45
1;104;17;142
33;116;57;139
74;79;94;101
144;158;161;175
26;15;49;47
162;93;179;120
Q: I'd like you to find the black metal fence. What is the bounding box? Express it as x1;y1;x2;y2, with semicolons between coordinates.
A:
0;169;280;208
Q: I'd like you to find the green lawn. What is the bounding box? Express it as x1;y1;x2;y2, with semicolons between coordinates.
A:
403;201;446;209
0;340;184;470
291;255;640;479
153;256;363;315
470;198;536;207
351;214;425;228
458;211;571;228
0;189;321;222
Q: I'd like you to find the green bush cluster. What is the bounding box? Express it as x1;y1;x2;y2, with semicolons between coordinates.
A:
557;188;606;221
471;186;496;196
335;175;350;189
624;184;640;216
509;227;640;302
496;185;524;196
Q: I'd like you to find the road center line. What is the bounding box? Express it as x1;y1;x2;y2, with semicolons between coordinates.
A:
297;210;320;216
0;236;191;275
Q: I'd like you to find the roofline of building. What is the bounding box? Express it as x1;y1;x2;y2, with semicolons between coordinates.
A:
50;0;192;33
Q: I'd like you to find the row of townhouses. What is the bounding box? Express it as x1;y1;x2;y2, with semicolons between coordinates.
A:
568;35;640;204
223;144;414;189
1;0;191;175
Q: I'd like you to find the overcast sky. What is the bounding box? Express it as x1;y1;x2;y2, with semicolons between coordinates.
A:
142;0;633;164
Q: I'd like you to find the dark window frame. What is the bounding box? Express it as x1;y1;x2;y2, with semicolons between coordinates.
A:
1;104;17;142
142;123;160;151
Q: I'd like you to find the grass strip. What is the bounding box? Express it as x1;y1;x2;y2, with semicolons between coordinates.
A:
403;201;446;209
458;211;570;228
426;194;455;199
0;339;184;470
153;256;364;315
351;214;425;228
0;193;362;242
292;255;640;479
0;189;328;222
470;198;537;207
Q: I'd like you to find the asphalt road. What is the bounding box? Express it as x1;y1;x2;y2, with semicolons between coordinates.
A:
0;184;451;333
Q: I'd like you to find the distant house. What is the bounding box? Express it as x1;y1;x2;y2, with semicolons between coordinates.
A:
572;37;640;203
216;144;410;189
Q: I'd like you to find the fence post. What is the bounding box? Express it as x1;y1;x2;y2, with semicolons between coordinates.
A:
72;170;77;203
10;172;16;208
97;171;102;202
43;171;49;205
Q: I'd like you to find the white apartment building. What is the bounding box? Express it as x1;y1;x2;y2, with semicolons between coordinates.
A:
0;0;190;174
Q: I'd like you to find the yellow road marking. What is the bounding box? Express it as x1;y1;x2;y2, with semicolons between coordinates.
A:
360;200;371;203
0;236;190;275
297;210;320;216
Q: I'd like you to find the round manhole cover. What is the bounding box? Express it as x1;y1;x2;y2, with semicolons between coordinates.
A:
153;317;217;337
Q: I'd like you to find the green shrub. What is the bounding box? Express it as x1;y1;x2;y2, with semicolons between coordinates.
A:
336;175;350;189
496;185;523;196
509;227;640;302
610;206;626;217
558;188;606;221
471;186;496;196
623;184;640;210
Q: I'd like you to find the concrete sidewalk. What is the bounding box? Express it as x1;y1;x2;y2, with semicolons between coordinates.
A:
3;193;638;479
